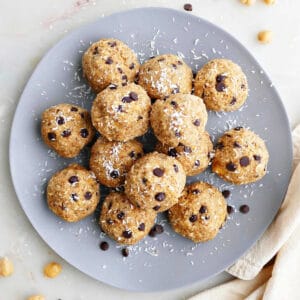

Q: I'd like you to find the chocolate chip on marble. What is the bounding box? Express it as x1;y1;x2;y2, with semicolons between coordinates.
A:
193;119;200;126
84;191;92;200
239;204;250;214
105;57;113;64
117;211;125;220
240;156;250;167
138;223;145;231
68;176;79;184
199;205;207;214
80;128;89;138
122;248;129;257
189;214;198;222
234;126;243;131
222;190;231;198
153;168;164;177
227;205;234;214
155;192;166;202
61;129;71;137
100;241;109;251
226;162;237;172
122;230;132;239
183;3;193;11
48;132;56;141
110;170;119;178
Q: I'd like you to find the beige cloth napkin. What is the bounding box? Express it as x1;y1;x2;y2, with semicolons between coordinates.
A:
190;124;300;300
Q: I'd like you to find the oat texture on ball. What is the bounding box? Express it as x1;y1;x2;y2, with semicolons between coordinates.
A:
91;82;151;141
100;192;156;245
150;93;208;147
138;54;193;99
156;131;213;176
47;164;100;222
169;182;227;243
41;103;94;158
90;137;144;187
125;152;186;212
82;38;140;93
194;59;248;111
212;127;269;184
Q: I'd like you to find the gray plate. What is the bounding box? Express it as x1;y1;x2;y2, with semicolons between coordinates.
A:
9;7;292;292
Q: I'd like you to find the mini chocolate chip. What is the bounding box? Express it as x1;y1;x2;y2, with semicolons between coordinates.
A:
137;116;143;120
122;82;127;86
183;146;192;153
234;126;243;131
108;41;117;47
177;60;183;65
172;63;177;69
129;63;135;69
155;192;166;202
153;168;164;177
240;156;250;167
109;84;117;90
117;67;123;74
117;211;125;220
168;148;177;157
193;119;200;126
110;170;119;178
205;215;210;220
239;204;250;214
80;128;89;138
138;223;145;231
68;176;79;184
122;230;132;239
100;241;109;251
117;105;124;112
71;193;78;201
122;96;132;103
129;92;138;100
222;190;231;198
170;100;178;108
199;205;207;214
142;178;147;184
62;129;71;137
56;116;65;125
216;142;224;150
92;47;98;55
241;84;246;90
129;151;135;158
48;132;56;141
71;106;78;112
173;164;179;172
105;57;113;64
226;162;237;172
172;87;180;94
122;74;128;81
216;82;226;92
234;141;241;148
192;189;200;194
194;160;200;167
183;3;193;11
122;248;129;257
230;97;237;105
253;155;261;162
189;214;198;222
157;58;165;62
153;205;160;211
84;191;92;200
154;224;164;234
227;205;234;214
175;130;181;137
106;219;113;225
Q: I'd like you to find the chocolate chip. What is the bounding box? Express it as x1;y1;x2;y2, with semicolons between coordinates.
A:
170;100;178;108
155;192;166;202
48;132;56;141
129;92;138;100
68;176;79;184
177;60;183;65
117;211;125;220
71;106;78;112
233;141;241;148
216;74;226;82
222;190;231;198
216;82;226;92
108;41;117;47
241;84;246;90
183;3;193;11
122;74;127;81
168;148;177;157
205;215;210;220
71;193;78;201
148;227;156;237
227;205;234;214
230;97;237;105
106;219;113;225
173;164;179;172
240;156;250;167
137;116;143;120
100;241;109;251
117;67;123;74
62;129;71;137
122;82;127;86
129;63;135;70
175;130;181;137
216;142;224;150
122;96;132;103
108;202;112;210
183;146;192;153
153;168;164;177
226;162;237;172
109;84;117;90
122;248;129;257
56;116;65;125
239;204;250;214
105;57;113;64
172;63;177;69
129;151;135;158
194;160;200;167
234;126;243;131
80;128;89;138
138;223;145;231
193;119;200;126
157;58;165;62
172;87;180;94
117;105;124;112
189;214;197;222
92;47;98;55
192;189;200;194
142;178;147;184
199;205;207;214
253;155;261;162
122;230;132;239
110;170;119;178
153;205;160;211
84;191;92;200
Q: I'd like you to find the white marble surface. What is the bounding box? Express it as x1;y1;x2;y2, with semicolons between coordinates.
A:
1;0;299;299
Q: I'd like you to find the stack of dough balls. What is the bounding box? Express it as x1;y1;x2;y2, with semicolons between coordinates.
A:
41;37;269;246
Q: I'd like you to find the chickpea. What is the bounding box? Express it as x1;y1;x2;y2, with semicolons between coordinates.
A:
240;0;256;6
0;257;14;277
264;0;275;5
257;30;273;44
43;262;62;278
27;296;45;300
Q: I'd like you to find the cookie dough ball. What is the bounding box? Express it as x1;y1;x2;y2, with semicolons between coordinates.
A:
91;83;151;141
82;38;140;93
100;192;156;245
212;127;269;184
90;138;143;187
125;152;186;212
169;182;227;242
194;59;248;111
41;103;94;158
156;131;213;176
47;164;100;222
150;93;208;147
138;54;193;99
